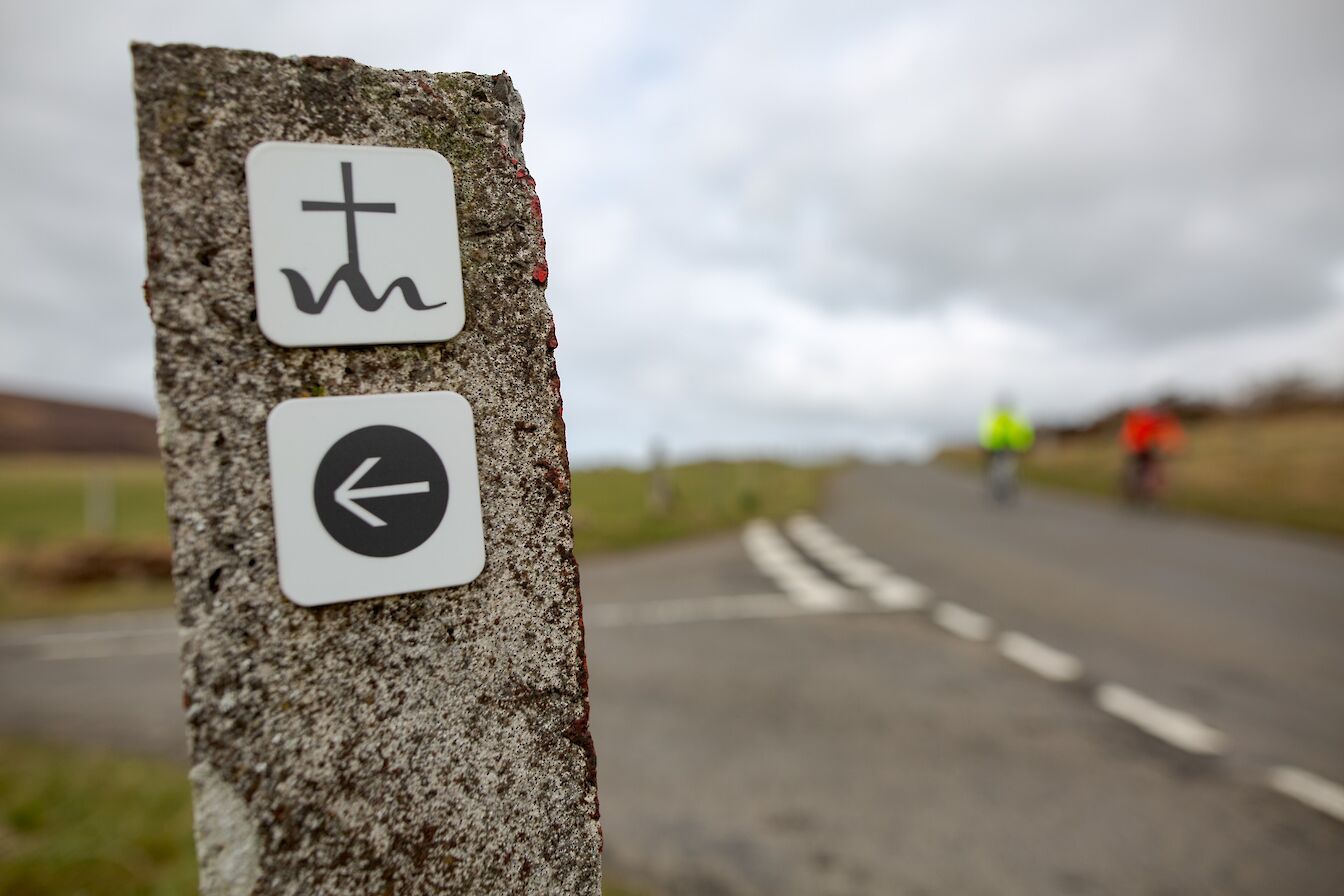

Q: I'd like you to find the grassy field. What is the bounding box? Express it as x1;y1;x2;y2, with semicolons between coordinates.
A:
0;454;830;620
942;409;1344;538
0;456;167;546
0;739;197;896
0;737;645;896
571;460;831;554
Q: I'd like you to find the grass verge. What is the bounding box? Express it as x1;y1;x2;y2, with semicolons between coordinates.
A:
0;738;644;895
571;460;832;554
0;739;197;896
0;578;176;623
0;455;833;620
0;456;167;547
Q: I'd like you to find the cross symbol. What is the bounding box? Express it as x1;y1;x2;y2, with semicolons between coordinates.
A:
300;162;396;270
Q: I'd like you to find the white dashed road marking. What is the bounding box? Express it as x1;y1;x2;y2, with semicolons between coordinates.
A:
785;515;930;610
587;593;802;628
11;519;1338;830
753;520;1342;826
997;631;1083;682
0;623;180;662
37;636;180;662
1268;766;1344;824
1094;683;1228;756
932;601;994;642
742;520;851;611
0;625;178;647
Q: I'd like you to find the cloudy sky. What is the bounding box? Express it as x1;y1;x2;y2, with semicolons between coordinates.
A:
2;0;1342;463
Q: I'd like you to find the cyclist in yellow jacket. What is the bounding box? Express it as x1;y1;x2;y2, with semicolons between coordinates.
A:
979;398;1034;504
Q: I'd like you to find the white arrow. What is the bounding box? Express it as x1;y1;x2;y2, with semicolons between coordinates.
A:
334;457;431;527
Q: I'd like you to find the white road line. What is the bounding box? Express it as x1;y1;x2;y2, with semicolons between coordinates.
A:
784;515;930;610
742;520;851;611
0;619;180;661
38;637;180;662
1268;766;1344;824
588;594;810;628
587;591;921;629
2;626;179;647
932;601;993;641
997;631;1083;682
0;607;174;636
1094;683;1228;755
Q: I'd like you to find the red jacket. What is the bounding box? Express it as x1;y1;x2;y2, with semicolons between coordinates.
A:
1121;408;1184;454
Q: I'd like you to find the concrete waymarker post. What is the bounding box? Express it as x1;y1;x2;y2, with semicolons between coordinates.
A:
134;44;599;894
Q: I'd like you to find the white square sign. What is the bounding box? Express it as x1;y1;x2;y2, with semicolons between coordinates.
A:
267;391;485;606
246;142;465;347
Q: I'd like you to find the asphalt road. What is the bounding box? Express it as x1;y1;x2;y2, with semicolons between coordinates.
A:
2;463;1342;894
820;464;1344;784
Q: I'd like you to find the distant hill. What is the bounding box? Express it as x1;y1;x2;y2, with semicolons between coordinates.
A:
1034;375;1344;442
0;391;158;455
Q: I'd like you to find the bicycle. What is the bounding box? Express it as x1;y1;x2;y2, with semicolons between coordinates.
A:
1121;449;1165;506
986;450;1020;505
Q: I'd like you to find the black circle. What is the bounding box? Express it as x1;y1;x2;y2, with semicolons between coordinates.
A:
313;425;449;557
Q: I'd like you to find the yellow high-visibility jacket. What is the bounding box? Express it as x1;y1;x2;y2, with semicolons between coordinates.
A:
979;409;1035;452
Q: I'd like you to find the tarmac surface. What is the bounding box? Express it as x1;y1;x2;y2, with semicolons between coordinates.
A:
3;463;1343;893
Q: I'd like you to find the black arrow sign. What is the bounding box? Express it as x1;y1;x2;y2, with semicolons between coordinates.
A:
313;425;449;557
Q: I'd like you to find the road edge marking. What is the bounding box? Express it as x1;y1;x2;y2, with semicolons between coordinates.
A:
785;514;930;610
743;520;851;611
932;601;994;641
997;631;1083;682
587;593;796;627
747;514;1344;822
38;637;181;662
5;626;181;647
1094;683;1228;755
1268;766;1344;824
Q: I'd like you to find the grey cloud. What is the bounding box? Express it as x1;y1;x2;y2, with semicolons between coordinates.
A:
621;0;1344;344
3;0;1342;464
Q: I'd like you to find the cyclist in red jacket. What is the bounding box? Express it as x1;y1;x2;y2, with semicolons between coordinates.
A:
1120;404;1184;504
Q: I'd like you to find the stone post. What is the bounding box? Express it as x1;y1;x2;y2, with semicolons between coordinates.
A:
133;44;599;894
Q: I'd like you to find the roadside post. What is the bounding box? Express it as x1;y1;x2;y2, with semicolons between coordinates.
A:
133;44;600;894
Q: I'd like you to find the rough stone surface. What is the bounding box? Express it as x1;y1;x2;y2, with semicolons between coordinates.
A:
191;763;262;896
133;43;599;895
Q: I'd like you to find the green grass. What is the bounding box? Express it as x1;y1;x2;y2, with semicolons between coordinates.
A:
0;455;829;555
571;460;832;554
0;456;168;547
0;739;197;896
0;455;832;620
0;739;645;896
942;409;1344;538
0;455;174;619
